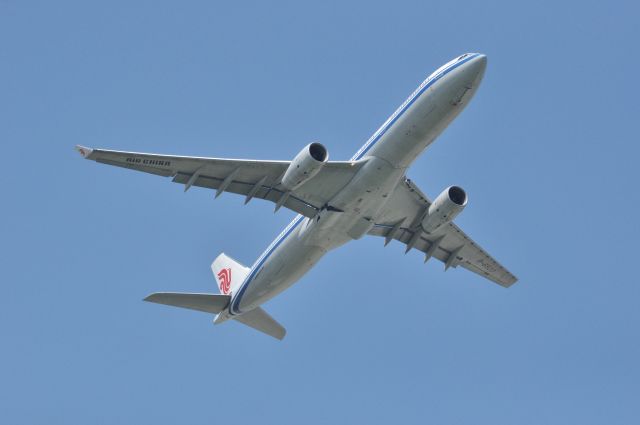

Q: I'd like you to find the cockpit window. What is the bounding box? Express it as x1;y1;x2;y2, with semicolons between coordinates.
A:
457;53;470;61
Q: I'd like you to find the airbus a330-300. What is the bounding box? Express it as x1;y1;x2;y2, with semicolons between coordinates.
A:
77;53;517;339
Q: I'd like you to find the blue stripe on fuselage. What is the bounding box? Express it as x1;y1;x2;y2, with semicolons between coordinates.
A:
229;215;304;314
351;53;479;161
229;54;479;315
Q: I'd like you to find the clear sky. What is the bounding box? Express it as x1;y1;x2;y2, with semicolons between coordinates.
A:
1;1;639;423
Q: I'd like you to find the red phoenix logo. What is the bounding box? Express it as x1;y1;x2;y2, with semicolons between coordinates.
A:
217;268;232;294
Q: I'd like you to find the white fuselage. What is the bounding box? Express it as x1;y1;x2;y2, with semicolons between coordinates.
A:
224;53;487;318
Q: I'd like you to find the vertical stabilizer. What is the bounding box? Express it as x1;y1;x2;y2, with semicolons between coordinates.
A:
211;253;250;296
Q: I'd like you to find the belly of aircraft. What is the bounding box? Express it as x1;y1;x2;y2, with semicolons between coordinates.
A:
234;58;487;315
235;227;328;312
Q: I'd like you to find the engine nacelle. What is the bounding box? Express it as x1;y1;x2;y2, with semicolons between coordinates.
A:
281;142;329;190
421;186;467;233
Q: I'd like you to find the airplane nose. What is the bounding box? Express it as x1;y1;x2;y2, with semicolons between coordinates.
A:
457;54;486;89
448;54;487;105
467;54;487;78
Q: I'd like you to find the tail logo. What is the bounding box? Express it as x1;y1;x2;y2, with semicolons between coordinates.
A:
217;268;232;294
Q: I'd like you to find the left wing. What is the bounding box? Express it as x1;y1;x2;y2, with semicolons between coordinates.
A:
368;177;517;287
76;145;362;217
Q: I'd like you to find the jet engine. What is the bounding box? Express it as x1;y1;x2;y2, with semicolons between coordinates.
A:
421;186;467;233
281;143;329;190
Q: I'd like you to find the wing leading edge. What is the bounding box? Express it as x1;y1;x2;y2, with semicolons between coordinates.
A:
368;177;517;287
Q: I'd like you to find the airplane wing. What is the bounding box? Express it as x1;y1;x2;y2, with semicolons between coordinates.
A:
368;177;518;287
76;145;362;218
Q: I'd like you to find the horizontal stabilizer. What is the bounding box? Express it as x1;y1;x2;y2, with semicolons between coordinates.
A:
234;307;286;340
144;292;231;314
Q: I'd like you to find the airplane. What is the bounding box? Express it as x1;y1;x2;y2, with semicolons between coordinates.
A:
76;52;517;340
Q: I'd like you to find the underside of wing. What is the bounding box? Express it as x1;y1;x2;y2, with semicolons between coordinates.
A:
369;177;517;287
76;145;362;217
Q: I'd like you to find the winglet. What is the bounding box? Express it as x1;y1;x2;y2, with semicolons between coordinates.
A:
75;145;94;159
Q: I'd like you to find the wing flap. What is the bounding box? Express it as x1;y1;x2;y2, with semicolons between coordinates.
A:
171;172;318;218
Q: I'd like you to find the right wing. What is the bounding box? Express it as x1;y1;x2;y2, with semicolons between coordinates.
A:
76;145;362;217
368;177;518;287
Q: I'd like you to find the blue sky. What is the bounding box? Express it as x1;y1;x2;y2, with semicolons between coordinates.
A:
1;0;639;423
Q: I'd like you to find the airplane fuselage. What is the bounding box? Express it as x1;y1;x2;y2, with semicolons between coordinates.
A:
222;53;488;319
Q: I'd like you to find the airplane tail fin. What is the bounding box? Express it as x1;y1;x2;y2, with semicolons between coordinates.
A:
211;253;250;296
144;253;285;340
234;307;286;340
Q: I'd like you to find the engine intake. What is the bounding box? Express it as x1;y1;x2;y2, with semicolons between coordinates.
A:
281;143;329;190
421;186;467;233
